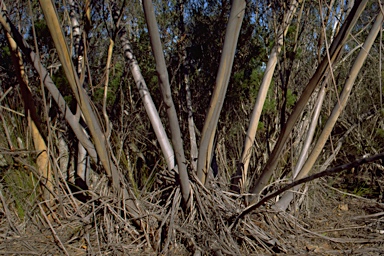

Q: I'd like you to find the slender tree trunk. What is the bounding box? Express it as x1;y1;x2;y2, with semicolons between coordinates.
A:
197;0;246;185
0;11;97;162
143;0;191;206
103;38;114;143
38;0;121;186
177;0;198;172
0;7;141;219
237;0;299;193
273;84;325;210
249;0;367;204
119;23;175;171
294;11;382;183
274;3;346;210
68;0;90;187
5;31;53;202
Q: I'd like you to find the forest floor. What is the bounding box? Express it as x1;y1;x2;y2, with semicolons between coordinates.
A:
272;179;384;255
0;175;384;255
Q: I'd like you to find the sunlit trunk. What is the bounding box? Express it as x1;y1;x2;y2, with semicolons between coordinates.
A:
197;0;246;185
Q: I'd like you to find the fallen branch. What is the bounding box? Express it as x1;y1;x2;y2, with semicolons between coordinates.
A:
230;152;384;229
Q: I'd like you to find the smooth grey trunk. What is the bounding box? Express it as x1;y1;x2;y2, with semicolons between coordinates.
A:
143;0;191;206
197;0;246;184
119;28;175;171
249;0;367;204
68;0;90;186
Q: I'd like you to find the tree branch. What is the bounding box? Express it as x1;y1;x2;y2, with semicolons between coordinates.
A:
230;152;384;229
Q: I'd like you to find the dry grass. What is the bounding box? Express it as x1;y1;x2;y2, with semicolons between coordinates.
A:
1;170;384;255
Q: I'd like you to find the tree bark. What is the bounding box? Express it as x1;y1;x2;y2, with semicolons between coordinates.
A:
238;0;299;193
273;84;325;211
119;24;176;171
68;0;90;187
38;0;120;187
0;7;141;219
0;10;98;165
249;0;368;204
177;0;198;173
197;0;246;185
293;11;383;184
143;0;191;207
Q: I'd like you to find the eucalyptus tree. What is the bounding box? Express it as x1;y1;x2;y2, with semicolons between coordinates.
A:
274;0;351;210
293;10;383;188
1;1;384;253
143;0;191;206
248;0;369;203
0;0;142;217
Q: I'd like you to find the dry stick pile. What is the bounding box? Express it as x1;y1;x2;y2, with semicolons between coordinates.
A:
1;153;384;254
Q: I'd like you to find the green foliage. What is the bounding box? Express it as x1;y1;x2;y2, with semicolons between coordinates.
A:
258;121;265;131
27;19;55;52
2;167;39;220
351;185;372;197
2;44;10;56
286;88;296;108
93;59;126;107
52;68;71;95
249;67;264;102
